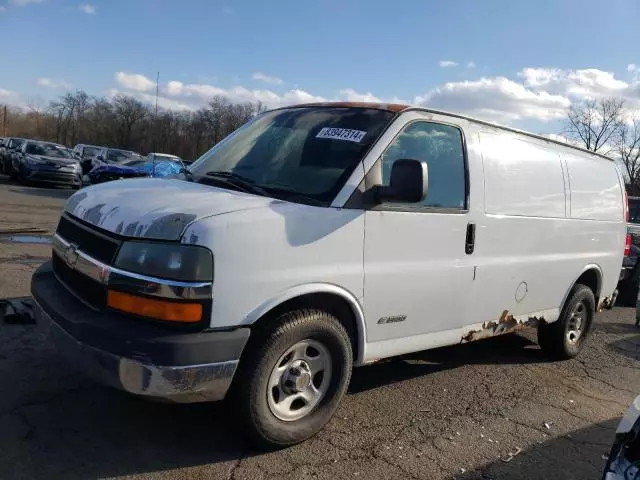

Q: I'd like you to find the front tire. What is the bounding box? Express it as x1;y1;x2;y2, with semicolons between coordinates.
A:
235;309;353;448
538;284;595;359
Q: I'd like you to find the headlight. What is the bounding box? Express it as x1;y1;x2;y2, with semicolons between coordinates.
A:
114;242;213;282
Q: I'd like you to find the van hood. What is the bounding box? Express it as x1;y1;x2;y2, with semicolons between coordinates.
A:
64;178;282;241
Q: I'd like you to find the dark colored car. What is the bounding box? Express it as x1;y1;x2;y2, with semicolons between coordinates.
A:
87;156;186;185
14;141;82;188
72;144;104;175
1;137;27;175
93;147;143;165
618;196;640;304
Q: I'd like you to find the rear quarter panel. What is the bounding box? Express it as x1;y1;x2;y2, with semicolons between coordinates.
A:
470;126;624;325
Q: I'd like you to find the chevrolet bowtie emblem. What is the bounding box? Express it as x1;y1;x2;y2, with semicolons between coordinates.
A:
63;244;80;269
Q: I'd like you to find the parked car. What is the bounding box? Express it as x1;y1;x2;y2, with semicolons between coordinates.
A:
0;137;5;173
1;137;27;176
14;141;82;188
87;154;185;184
93;147;143;166
602;394;640;479
31;102;625;448
618;196;640;304
72;144;104;175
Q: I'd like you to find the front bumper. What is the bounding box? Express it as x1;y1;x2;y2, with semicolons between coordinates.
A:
31;261;250;403
24;167;81;186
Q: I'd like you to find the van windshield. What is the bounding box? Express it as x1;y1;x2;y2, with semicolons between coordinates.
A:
189;107;395;205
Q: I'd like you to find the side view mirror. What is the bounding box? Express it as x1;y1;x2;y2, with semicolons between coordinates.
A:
375;159;428;204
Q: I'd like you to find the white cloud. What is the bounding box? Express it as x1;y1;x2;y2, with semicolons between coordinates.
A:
39;65;640;129
518;67;628;98
37;77;70;89
415;76;571;123
0;88;24;107
252;72;283;85
439;60;458;68
339;88;381;103
628;64;638;72
115;72;155;92
79;3;96;15
467;61;476;69
540;133;576;145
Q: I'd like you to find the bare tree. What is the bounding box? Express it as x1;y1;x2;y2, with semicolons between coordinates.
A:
1;92;266;159
617;117;640;189
565;97;625;154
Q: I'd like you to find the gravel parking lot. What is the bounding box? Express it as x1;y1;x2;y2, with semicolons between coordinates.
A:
1;175;639;480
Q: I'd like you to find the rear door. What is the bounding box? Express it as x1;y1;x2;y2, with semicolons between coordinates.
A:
362;114;475;349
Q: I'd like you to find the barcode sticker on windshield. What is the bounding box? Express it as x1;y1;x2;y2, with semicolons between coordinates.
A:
316;128;367;143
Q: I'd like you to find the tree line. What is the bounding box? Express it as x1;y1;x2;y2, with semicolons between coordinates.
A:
564;97;640;192
3;90;640;188
1;91;267;160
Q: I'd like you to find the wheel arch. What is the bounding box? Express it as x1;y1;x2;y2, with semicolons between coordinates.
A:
244;284;367;366
560;264;602;311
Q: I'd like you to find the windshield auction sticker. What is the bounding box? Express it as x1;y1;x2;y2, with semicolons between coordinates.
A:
316;128;367;143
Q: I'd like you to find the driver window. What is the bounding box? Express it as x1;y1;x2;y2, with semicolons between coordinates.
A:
381;122;466;209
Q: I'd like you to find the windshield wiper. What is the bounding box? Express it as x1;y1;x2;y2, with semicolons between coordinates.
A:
202;171;269;196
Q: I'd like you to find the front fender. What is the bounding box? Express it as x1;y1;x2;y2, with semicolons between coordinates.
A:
243;283;367;366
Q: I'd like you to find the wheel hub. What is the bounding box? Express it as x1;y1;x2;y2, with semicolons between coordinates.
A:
566;302;586;345
267;339;333;422
282;361;312;394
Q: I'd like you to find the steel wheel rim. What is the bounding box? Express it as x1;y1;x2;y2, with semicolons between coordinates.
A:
566;302;586;345
267;339;333;422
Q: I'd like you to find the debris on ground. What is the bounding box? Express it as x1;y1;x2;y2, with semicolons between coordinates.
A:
501;447;522;463
543;422;553;430
0;297;35;325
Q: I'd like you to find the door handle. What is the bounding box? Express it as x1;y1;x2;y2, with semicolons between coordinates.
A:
465;223;475;255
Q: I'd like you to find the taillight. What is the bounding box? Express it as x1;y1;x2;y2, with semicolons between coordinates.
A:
625;233;631;256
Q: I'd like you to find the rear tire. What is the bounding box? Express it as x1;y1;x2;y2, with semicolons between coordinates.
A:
538;284;595;360
234;309;353;448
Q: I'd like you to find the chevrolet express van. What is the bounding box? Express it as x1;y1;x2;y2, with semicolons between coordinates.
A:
31;102;626;447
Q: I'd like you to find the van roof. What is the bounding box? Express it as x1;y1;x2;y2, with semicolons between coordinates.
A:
284;101;613;162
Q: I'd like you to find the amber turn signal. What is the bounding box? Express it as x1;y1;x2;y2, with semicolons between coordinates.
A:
107;290;202;323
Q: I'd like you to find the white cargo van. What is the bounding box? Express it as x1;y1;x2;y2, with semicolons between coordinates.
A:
31;102;626;447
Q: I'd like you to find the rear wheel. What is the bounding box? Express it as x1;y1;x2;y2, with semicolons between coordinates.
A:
234;309;353;448
538;284;595;359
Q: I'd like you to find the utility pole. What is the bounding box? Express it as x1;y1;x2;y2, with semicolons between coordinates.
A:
152;72;159;176
155;71;159;118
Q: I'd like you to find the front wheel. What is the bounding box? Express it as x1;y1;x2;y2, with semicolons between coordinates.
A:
538;284;595;359
234;309;353;448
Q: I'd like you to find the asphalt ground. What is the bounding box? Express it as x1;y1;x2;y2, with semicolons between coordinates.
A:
0;174;639;480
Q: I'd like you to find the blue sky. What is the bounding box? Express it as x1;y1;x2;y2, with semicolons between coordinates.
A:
1;0;640;134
